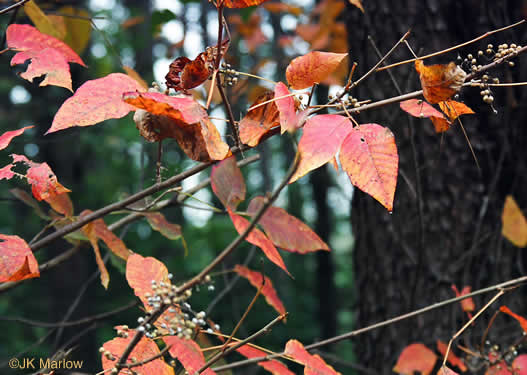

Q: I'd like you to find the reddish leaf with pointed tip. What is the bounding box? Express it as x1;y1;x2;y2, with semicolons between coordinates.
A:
25;161;71;201
285;339;341;375
393;343;437;375
415;60;466;104
126;253;170;308
247;196;329;253
500;306;527;333
143;212;182;240
7;24;85;91
237;345;294;375
430;116;452;133
163;336;215;375
234;264;286;315
0;126;33;150
224;0;271;9
239;91;280;147
436;340;467;372
274;82;306;134
0;234;39;282
227;208;290;276
501;195;527;248
47;73;145;133
400;99;444;118
102;328;175;375
80;210;131;261
286;51;348;90
45;192;73;216
438;366;460;375
339;124;398;211
513;355;527;375
290;114;353;183
451;285;475;315
0;164;15;180
211;156;246;210
125;91;229;161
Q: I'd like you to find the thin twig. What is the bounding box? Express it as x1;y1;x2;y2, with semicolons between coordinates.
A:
0;0;30;16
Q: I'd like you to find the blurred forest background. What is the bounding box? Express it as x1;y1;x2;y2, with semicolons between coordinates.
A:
1;0;527;374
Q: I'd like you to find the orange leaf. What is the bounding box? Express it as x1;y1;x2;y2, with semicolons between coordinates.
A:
7;24;85;91
286;51;348;90
393;343;437;375
234;264;286;315
47;73;145;133
500;306;527;333
0;234;39;282
501;195;527;247
290;114;353;183
211;155;246;210
236;344;294;375
451;285;475;314
46;192;73;216
227;208;290;276
348;0;364;12
125;91;229;161
163;336;215;375
339;124;398;211
438;100;474;122
247;196;329;253
123;65;149;90
82;221;110;289
436;340;467;372
263;2;303;16
284;339;341;375
239;91;280;147
430;116;453;133
0;126;33;150
142;212;182;240
126;253;170;309
102;328;175;375
224;0;271;9
415;60;466;104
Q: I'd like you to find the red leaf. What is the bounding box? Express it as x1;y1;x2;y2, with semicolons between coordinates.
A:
339;124;398;211
102;328;175;375
211;155;246;210
227;208;290;276
125;91;229;161
451;285;475;314
239;91;280;147
415;60;466;104
290;114;353;183
436;340;467;372
284;339;341;375
224;0;271;9
513;355;527;375
126;253;170;309
82;221;110;289
486;361;512;375
286;51;348;90
7;24;85;91
163;336;215;375
234;264;286;315
393;343;437;375
438;366;460;375
274;82;306;134
26;162;70;201
500;306;527;333
0;164;15;180
247;196;329;253
0;126;33;150
47;73;145;133
80;210;131;261
501;195;527;248
400;99;444;118
0;234;39;282
236;344;294;375
143;212;182;240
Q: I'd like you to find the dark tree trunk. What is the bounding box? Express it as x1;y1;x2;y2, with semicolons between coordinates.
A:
345;0;527;371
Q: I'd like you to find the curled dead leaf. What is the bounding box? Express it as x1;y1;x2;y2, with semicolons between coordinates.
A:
415;60;466;104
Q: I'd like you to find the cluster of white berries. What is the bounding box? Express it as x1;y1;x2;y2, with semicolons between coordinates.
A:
220;62;239;87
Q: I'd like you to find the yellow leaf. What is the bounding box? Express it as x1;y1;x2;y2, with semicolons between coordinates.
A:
48;6;92;55
24;0;65;40
502;195;527;248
